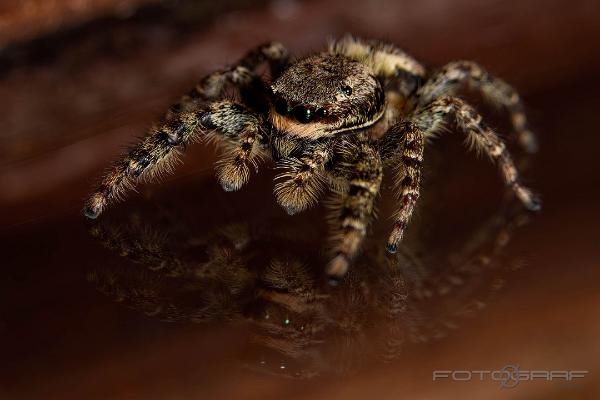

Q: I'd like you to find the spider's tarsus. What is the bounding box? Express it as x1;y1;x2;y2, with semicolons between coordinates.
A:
220;181;240;192
526;194;542;212
83;192;105;219
83;205;101;219
283;205;300;216
513;183;542;213
386;243;398;254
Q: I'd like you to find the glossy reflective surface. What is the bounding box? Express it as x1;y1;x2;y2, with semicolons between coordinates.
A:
1;1;599;398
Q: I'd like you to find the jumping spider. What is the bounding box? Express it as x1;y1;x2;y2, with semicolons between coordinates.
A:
84;36;540;281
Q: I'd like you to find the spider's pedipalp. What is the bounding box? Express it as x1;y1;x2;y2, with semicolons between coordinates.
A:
326;143;382;281
418;61;538;153
274;142;332;215
205;101;266;192
379;122;425;253
415;96;541;212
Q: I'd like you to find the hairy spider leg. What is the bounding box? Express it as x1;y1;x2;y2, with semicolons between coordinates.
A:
326;142;383;281
84;42;288;218
418;61;538;153
379;122;425;253
382;95;540;251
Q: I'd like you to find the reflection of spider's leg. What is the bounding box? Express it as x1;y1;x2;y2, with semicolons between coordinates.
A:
418;61;538;153
84;101;264;218
90;221;187;276
416;96;540;212
412;204;531;342
326;143;383;280
166;41;289;119
274;142;333;215
89;220;254;322
379;122;425;253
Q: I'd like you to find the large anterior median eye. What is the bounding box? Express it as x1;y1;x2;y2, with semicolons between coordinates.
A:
293;106;313;123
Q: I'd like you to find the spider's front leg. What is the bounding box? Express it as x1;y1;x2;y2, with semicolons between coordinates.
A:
273;142;333;215
83;101;264;218
85;42;287;219
418;61;538;153
325;142;383;281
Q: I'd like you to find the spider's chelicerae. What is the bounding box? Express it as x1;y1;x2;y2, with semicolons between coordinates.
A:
84;36;540;281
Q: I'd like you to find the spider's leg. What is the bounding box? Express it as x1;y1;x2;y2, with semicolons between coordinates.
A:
379;122;425;253
88;221;252;322
84;101;263;218
274;142;333;215
326;142;383;281
84;42;286;218
90;220;188;277
417;96;541;211
237;41;289;79
166;41;289;120
418;61;538;153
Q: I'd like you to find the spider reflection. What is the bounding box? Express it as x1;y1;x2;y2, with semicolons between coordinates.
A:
86;195;531;379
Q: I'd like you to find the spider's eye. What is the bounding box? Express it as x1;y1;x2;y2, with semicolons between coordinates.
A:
274;98;289;115
293;106;313;124
341;85;353;96
316;108;328;119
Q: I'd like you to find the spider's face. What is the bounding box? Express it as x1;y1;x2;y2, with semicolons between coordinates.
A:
270;54;385;139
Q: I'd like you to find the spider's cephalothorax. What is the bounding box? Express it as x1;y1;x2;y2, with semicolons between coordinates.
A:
83;37;540;282
270;53;385;139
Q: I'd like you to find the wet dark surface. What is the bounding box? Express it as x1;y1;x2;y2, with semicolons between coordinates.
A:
1;1;600;399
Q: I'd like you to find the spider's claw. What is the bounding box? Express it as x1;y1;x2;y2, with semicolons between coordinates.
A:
386;242;398;254
83;193;105;219
219;180;242;192
513;183;542;212
386;221;407;255
325;254;349;284
526;193;542;212
83;205;102;219
282;205;301;216
83;206;100;219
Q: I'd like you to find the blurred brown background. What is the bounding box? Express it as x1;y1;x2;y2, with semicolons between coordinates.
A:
1;0;599;399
